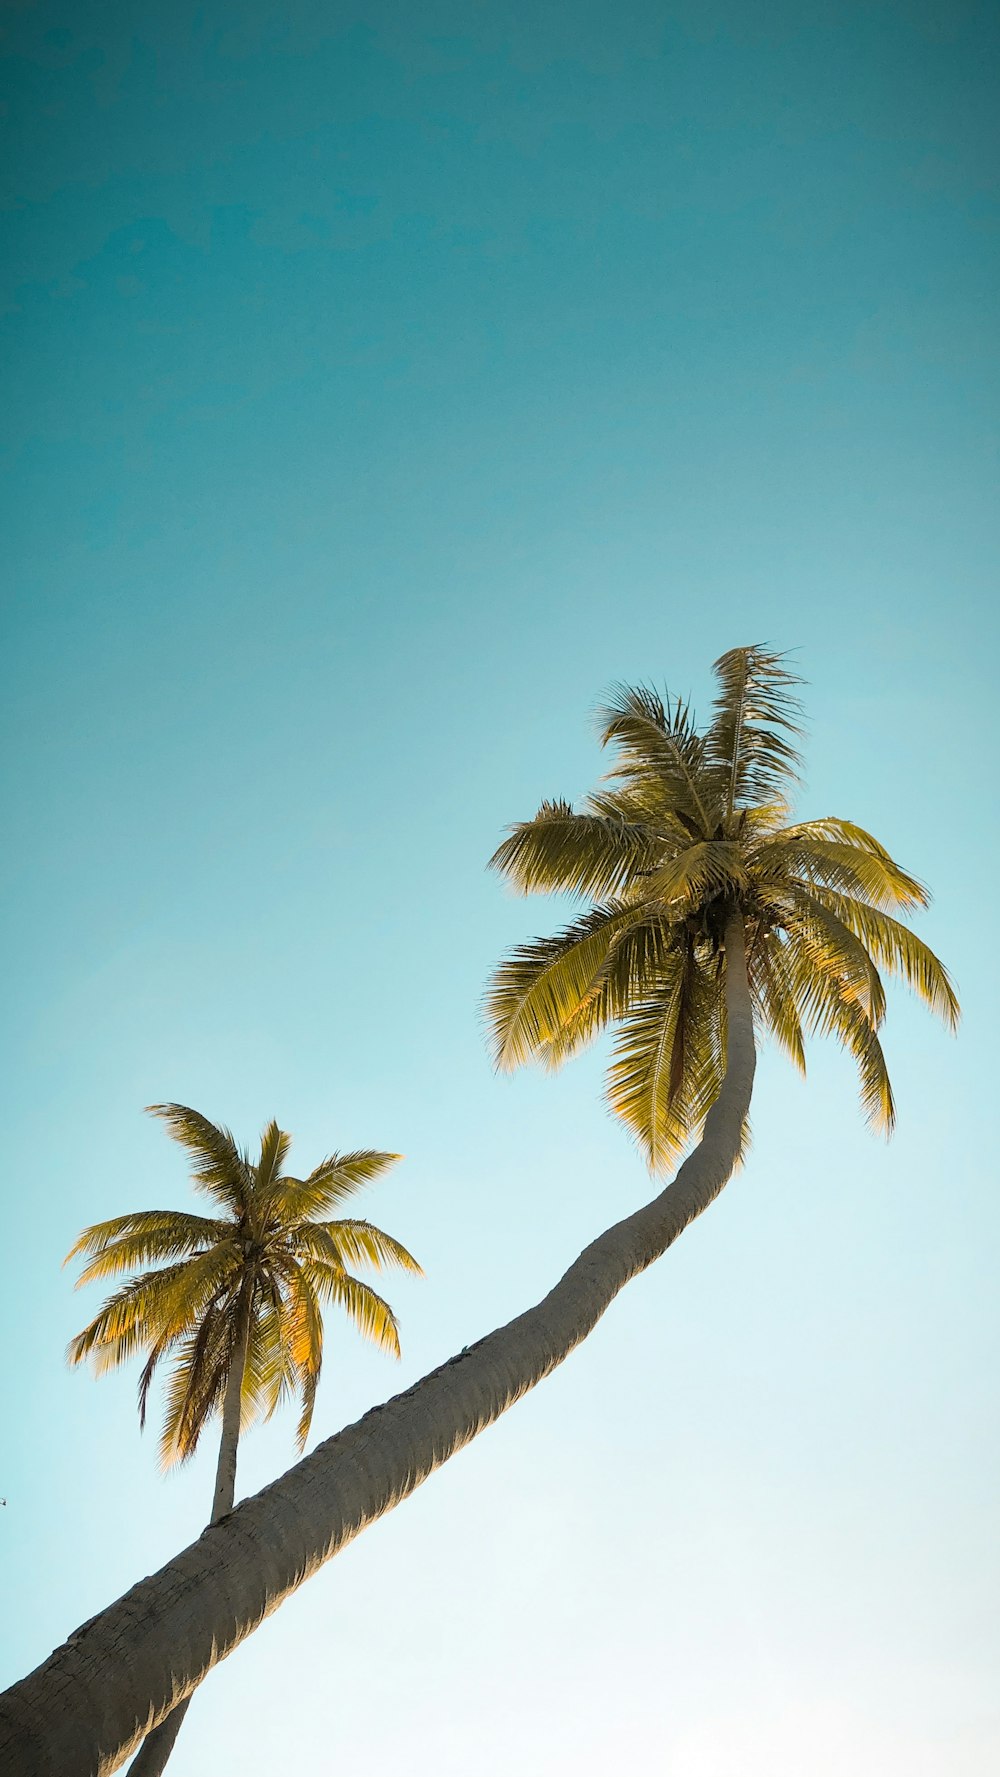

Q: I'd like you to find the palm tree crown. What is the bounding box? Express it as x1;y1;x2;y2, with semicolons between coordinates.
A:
67;1105;422;1464
488;645;959;1170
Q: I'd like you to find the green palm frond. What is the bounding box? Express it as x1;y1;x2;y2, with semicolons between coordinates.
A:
757;830;927;911
146;1105;250;1214
707;645;803;820
642;841;748;913
806;890;960;1028
305;1265;401;1358
747;932;806;1073
255;1120;292;1192
596;684;717;835
606;948;725;1172
487;903;642;1071
67;1211;228;1285
534;916;681;1069
296;1221;423;1275
777;885;888;1026
489;801;661;900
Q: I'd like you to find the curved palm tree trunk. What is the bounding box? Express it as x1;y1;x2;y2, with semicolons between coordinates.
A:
1;915;755;1777
123;1292;252;1777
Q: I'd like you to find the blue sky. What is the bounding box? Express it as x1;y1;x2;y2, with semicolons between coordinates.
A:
2;3;998;1772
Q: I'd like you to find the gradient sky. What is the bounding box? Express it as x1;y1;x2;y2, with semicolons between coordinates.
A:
2;3;998;1773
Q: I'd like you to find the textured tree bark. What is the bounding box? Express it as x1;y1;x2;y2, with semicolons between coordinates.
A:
0;916;755;1777
123;1290;251;1777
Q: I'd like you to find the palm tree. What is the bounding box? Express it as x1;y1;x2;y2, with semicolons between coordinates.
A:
0;648;958;1777
485;648;957;1164
65;1104;421;1777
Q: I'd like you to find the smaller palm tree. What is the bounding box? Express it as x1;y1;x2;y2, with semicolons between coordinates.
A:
66;1104;422;1522
67;1105;423;1777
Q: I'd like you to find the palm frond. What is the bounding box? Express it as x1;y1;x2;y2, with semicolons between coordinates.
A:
255;1120;292;1192
241;1296;296;1429
146;1105;250;1214
67;1211;229;1285
284;1268;324;1449
748;931;806;1073
489;801;661;901
642;841;748;914
67;1246;240;1372
605;947;725;1172
158;1308;232;1467
596;685;717;836
304;1265;401;1358
295;1221;423;1275
262;1151;403;1222
778;885;887;1026
535;915;682;1069
791;955;896;1134
707;645;803;820
486;902;642;1071
805;890;960;1028
757;829;927;911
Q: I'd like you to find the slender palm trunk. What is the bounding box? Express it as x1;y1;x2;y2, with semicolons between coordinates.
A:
1;917;755;1777
123;1291;252;1777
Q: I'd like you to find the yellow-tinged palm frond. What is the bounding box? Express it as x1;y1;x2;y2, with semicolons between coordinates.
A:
776;885;888;1026
490;801;662;900
67;1246;240;1372
534;916;682;1070
583;785;697;850
707;645;804;821
294;1220;423;1275
804;890;960;1028
284;1268;325;1449
304;1264;402;1358
67;1210;228;1285
596;685;717;836
756;830;927;911
747;932;806;1074
642;841;748;913
255;1119;292;1193
259;1150;402;1222
787;949;895;1133
159;1305;233;1466
240;1297;297;1429
606;949;725;1172
486;902;643;1071
146;1104;250;1213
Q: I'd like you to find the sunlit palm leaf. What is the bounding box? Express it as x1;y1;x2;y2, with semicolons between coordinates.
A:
596;684;717;836
707;645;803;819
305;1266;401;1359
146;1105;250;1214
806;890;960;1028
68;1211;229;1285
487;902;642;1070
490;801;661;900
296;1221;423;1275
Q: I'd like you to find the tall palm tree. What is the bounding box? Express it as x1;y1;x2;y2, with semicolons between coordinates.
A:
0;648;958;1777
65;1105;421;1777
